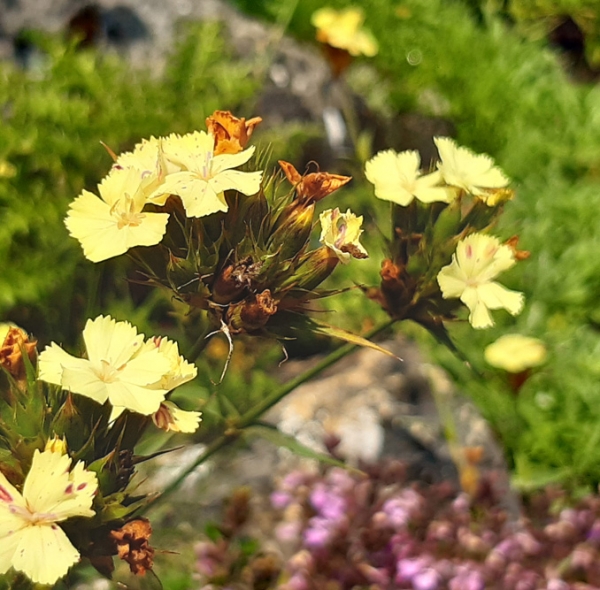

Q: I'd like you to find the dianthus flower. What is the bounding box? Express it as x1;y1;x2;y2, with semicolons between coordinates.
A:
437;233;524;329
38;316;192;416
365;149;452;206
311;7;378;57
0;448;97;584
434;137;510;201
65;166;169;262
319;208;368;263
154;130;262;218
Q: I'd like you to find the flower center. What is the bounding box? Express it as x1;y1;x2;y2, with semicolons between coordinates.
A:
93;359;120;383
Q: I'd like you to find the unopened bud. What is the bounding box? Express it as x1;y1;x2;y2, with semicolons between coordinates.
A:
269;203;316;259
45;436;68;454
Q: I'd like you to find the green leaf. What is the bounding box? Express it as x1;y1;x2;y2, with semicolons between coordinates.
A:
308;319;401;361
243;423;360;472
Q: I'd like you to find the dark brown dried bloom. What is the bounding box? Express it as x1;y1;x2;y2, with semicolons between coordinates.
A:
110;518;155;575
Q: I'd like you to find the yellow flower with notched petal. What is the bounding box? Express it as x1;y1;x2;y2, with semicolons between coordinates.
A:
311;7;378;57
484;334;547;373
365;149;452;206
154;130;262;218
38;315;172;415
434;137;510;201
0;448;97;585
152;401;202;433
142;336;198;391
65;166;169;262
437;233;524;329
319;208;368;264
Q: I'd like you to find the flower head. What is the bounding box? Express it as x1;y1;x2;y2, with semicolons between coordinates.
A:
319;208;368;264
434;137;510;200
311;7;378;57
38;315;174;415
0;448;97;584
365;149;452;206
65;166;169;262
437;233;524;329
484;334;547;373
155;130;262;218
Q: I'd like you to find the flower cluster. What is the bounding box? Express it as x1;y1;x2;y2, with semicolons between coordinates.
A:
196;462;600;589
65;111;263;263
0;318;200;586
365;137;526;332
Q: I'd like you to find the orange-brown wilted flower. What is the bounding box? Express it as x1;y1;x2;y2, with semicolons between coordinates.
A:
206;110;263;155
110;519;155;575
279;160;351;204
0;325;37;382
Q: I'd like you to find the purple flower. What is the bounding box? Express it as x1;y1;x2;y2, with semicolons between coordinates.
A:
310;484;347;520
413;568;441;590
304;516;335;549
271;490;293;510
449;567;485;590
395;556;431;583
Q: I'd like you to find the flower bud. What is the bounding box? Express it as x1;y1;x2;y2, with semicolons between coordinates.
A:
268;203;315;260
44;436;68;454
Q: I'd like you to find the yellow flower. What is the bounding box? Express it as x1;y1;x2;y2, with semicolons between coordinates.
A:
141;336;198;391
311;7;378;57
365;149;452;206
437;233;524;329
154;130;262;218
434;137;510;200
484;334;547;373
65;166;169;262
0;448;97;584
38;315;172;415
152;401;202;433
319;208;368;264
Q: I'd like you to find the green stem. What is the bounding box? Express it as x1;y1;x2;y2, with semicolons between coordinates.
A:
146;318;395;511
186;326;212;364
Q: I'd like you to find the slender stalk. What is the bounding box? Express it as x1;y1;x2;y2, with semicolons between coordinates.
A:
146;318;395;510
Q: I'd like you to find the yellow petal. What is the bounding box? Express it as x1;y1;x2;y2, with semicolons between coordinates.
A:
83;316;144;368
12;523;80;585
159;172;228;218
38;343;82;386
153;401;202;433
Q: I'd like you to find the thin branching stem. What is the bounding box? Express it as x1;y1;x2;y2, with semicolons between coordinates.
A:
146;318;395;511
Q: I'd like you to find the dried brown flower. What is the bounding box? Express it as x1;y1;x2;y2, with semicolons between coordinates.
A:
206;110;262;155
110;518;155;575
0;326;37;382
279;161;351;204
